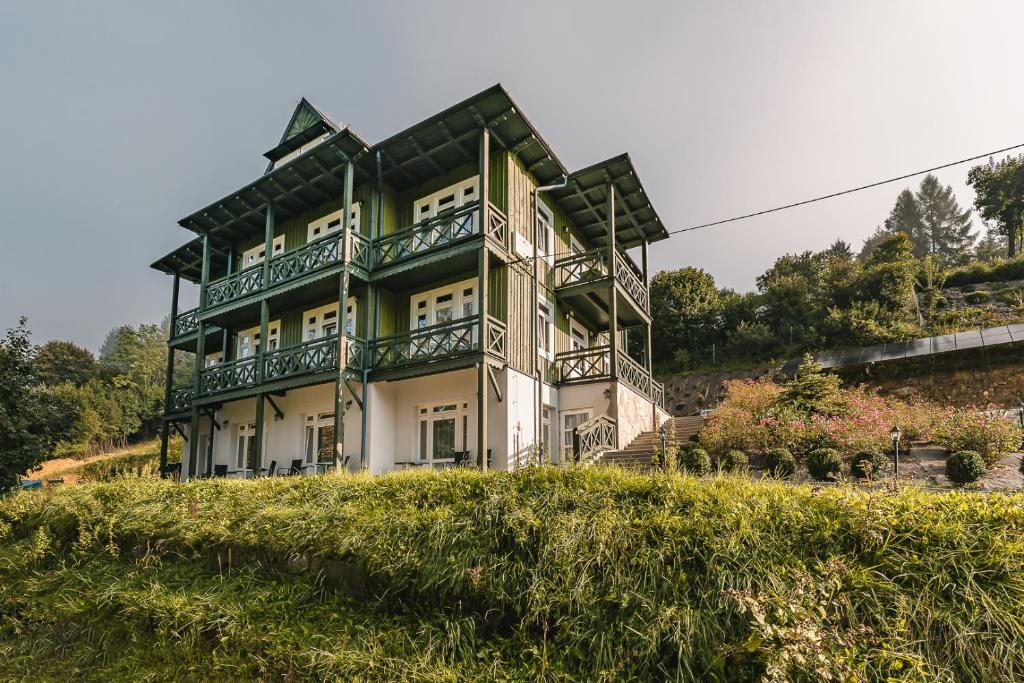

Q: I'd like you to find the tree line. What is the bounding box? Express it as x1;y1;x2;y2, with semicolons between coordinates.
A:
651;155;1024;374
0;317;190;489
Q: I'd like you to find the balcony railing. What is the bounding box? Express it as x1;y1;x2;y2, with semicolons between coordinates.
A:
263;335;366;382
486;204;508;251
372;316;505;370
572;415;618;464
172;308;199;338
205;264;264;309
615;350;651;398
553;247;649;313
553;346;663;407
168;387;194;412
199;356;257;395
374;203;478;269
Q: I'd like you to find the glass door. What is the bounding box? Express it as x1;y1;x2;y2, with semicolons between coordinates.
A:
417;403;462;463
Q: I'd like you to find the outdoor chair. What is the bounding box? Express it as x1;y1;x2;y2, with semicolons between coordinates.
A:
277;459;307;476
212;465;229;478
254;460;277;478
452;450;471;467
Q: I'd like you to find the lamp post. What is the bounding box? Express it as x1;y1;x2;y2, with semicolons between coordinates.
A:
890;425;902;481
1018;400;1024;448
659;425;668;470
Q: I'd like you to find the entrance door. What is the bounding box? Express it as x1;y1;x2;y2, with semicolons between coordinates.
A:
417;402;465;463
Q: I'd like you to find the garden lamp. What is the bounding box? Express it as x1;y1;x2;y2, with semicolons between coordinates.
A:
890;425;902;480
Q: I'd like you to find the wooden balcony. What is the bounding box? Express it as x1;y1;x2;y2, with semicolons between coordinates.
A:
201;230;369;316
371;201;508;287
553;346;664;408
193;336;366;401
370;315;506;377
168;387;194;414
552;248;650;329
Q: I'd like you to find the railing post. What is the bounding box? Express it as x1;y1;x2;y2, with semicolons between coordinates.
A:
252;203;274;477
188;235;211;480
607;182;618;382
334;161;353;472
160;271;180;477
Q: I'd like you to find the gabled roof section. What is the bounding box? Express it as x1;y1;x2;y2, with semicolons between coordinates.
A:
368;84;569;192
263;98;341;167
550;154;668;249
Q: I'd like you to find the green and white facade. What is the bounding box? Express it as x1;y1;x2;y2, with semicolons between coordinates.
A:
153;85;670;479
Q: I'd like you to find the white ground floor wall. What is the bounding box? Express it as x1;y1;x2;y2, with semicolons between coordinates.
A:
179;367;665;480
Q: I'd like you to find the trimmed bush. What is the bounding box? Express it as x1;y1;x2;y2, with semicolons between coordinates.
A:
933;409;1023;466
807;448;843;480
678;447;712;475
945;450;987;484
849;450;889;479
964;290;992;304
763;448;797;478
719;450;748;472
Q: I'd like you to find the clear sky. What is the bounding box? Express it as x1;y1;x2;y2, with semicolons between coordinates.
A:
2;1;1023;351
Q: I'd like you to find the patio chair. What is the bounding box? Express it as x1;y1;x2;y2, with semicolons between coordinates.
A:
452;450;471;467
253;460;277;478
277;459;306;476
212;465;229;478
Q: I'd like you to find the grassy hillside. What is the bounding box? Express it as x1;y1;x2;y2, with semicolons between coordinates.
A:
2;469;1024;681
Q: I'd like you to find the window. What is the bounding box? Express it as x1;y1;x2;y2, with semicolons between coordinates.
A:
410;279;476;330
237;321;281;359
273;133;329;169
569;235;585;256
304;299;356;341
536;199;554;263
307;203;361;242
205;352;223;368
413;178;479;223
569;318;589;352
241;235;285;269
537;299;554;359
235;423;256;469
416;401;468;462
562;410;592;455
304;412;336;464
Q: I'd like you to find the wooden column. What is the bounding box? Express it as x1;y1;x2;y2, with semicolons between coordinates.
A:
641;238;653;376
160;271;180;477
333;161;353;471
477;129;490;471
252;204;274;475
205;414;215;477
189;234;211;479
607;183;618;380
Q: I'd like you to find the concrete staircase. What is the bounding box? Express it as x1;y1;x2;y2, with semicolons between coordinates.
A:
598;416;705;469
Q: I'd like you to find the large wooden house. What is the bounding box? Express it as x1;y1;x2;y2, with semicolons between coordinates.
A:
152;85;669;479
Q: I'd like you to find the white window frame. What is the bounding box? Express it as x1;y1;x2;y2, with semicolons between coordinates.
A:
410;278;476;330
561;409;593;454
307;203;361;242
416;400;469;463
537;298;554;360
303;298;356;341
241;235;285;269
569;317;590;352
205;351;224;368
541;405;554;463
235;422;256;470
569;235;585;256
303;412;336;465
413;177;479;223
236;320;281;359
536;199;555;264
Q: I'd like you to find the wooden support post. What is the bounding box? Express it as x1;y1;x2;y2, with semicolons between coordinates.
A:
641;239;653;377
251;204;274;476
333;162;353;471
478;243;490;471
205;414;215;477
160;272;180;476
189;235;211;479
607;182;618;380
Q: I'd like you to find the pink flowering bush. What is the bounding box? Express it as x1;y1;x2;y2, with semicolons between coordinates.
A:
700;378;944;458
932;409;1023;466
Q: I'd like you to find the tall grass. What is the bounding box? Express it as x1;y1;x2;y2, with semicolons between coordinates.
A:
2;468;1024;681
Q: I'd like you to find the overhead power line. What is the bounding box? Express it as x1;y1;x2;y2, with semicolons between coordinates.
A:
666;141;1024;236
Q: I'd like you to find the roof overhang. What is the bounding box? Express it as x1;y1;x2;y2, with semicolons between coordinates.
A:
151;235;232;283
551;154;668;249
368;83;569;192
177;127;371;241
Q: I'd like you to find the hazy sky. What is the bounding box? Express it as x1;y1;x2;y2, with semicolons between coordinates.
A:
2;1;1023;351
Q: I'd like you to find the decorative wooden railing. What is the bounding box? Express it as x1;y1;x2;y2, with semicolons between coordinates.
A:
168;387;194;412
572;415;618;465
205;264;264;309
553;248;649;312
348;231;371;270
268;232;342;287
614;251;649;311
485;315;506;358
172;308;199;338
199;356;257;395
373;317;478;369
374;203;478;268
486;203;508;251
616;350;652;398
556;345;611;383
650;379;665;410
264;337;338;381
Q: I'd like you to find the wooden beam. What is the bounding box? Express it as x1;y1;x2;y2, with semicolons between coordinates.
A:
487;364;502;402
265;395;284;421
202;407;221;431
333;161;354;471
344;377;363;411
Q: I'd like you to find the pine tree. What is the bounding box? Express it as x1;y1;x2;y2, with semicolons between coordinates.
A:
883;188;926;256
915;174;974;263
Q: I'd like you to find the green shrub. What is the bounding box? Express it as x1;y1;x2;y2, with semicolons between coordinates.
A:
964;290;992;304
763;448;797;478
933;409;1023;466
678;447;712;475
995;288;1024;306
718;450;748;472
945;450;987;484
849;450;889;479
807;448;843;480
946;255;1024;287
